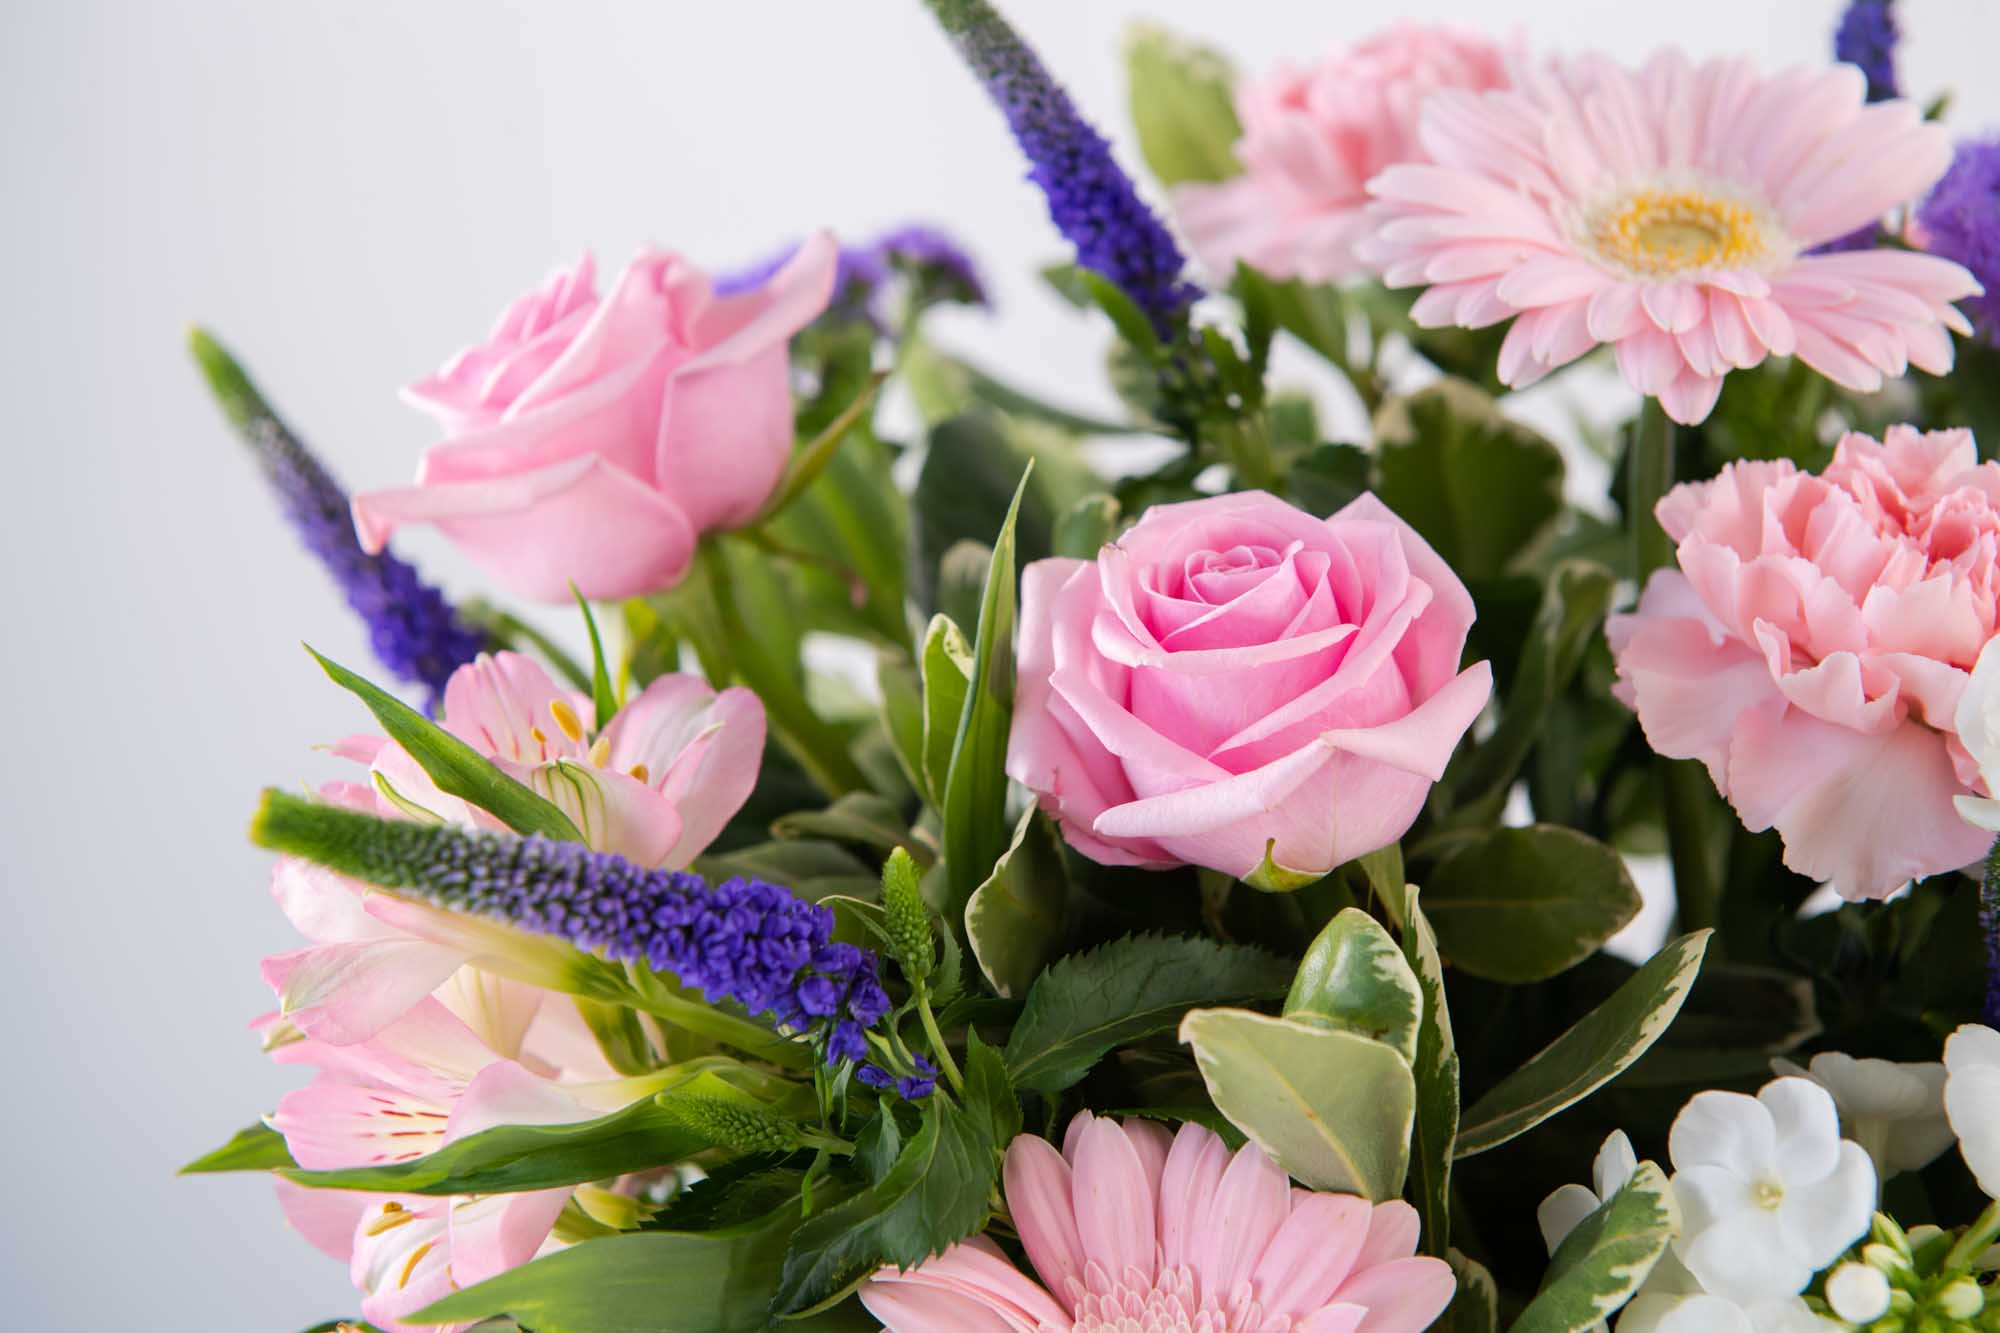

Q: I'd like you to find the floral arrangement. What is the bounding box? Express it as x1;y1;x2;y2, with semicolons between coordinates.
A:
182;2;2000;1330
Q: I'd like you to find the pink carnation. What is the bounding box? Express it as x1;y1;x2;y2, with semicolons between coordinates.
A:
860;1111;1454;1332
1358;51;1980;423
1608;425;2000;900
1175;23;1511;284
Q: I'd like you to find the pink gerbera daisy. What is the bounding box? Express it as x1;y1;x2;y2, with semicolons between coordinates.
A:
858;1111;1455;1333
1358;51;1982;424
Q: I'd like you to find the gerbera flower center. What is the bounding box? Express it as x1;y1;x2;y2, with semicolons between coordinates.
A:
1586;187;1781;279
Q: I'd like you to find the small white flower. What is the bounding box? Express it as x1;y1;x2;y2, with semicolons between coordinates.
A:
1540;1130;1640;1254
1944;1023;2000;1199
1616;1291;1834;1332
1823;1261;1892;1323
1769;1051;1953;1177
1667;1077;1877;1305
1954;637;2000;832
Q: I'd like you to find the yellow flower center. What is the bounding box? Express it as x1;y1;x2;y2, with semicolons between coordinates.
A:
1753;1178;1786;1210
1588;187;1778;278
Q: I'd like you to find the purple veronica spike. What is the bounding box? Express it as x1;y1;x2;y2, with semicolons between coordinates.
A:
922;0;1198;335
1834;0;1899;103
191;331;484;708
251;790;917;1091
717;224;989;330
1918;138;2000;345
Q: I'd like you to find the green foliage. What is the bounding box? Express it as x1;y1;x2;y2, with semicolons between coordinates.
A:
179;1122;295;1174
306;647;584;842
1457;932;1710;1157
1403;890;1461;1256
1510;1161;1679;1333
1283;908;1423;1063
1420;826;1642;984
571;586;618;731
917;613;974;808
1052;491;1122;559
1124;22;1240;186
965;807;1070;998
1003;933;1293;1094
1181;1006;1415;1200
771;793;917;860
1374;379;1566;574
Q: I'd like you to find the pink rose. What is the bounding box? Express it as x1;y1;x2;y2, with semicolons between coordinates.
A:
353;233;839;601
1173;23;1511;284
1007;491;1493;882
1608;426;2000;901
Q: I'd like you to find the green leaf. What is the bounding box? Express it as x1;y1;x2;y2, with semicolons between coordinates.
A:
572;586;618;732
1053;491;1121;559
965;807;1070;999
1179;1007;1415;1201
1510;1162;1679;1333
773;1087;1000;1313
962;1032;1023;1148
877;651;928;799
1124;22;1240;186
912;413;1093;611
1452;561;1618;815
1457;931;1711;1158
1283;908;1423;1064
1421;825;1642;984
1233;270;1351;370
619;595;680;693
1288;442;1374;519
1403;890;1460;1256
918;614;973;806
415;1204;801;1332
179;1122;295;1174
755;369;888;523
939;466;1028;921
1004;934;1294;1094
279;1078;754;1195
1373;379;1565;574
1077;268;1164;355
1442;1249;1499;1333
935;539;992;639
1242;838;1327;892
767;417;911;648
307;647;584;842
772;792;918;859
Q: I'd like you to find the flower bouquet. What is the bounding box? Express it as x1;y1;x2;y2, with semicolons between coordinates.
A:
183;1;2000;1330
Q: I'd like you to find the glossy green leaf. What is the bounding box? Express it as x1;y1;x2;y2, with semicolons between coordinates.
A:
1004;934;1293;1095
938;467;1028;920
1511;1162;1679;1333
965;807;1070;999
1442;1249;1499;1333
1180;1007;1415;1200
414;1203;801;1332
307;647;583;842
918;614;973;806
1457;931;1710;1158
179;1122;295;1174
1422;826;1642;984
1124;22;1240;186
1403;890;1459;1255
1374;379;1565;574
1283;908;1422;1064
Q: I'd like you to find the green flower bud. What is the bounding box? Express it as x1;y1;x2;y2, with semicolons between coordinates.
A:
881;847;935;983
658;1094;805;1155
1937;1277;1985;1321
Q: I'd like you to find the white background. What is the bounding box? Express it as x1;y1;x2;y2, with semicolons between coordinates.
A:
5;1;1997;1325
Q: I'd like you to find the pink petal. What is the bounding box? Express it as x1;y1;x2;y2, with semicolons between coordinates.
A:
1071;1115;1160;1285
603;676;766;866
1334;1255;1457;1333
1003;1134;1087;1309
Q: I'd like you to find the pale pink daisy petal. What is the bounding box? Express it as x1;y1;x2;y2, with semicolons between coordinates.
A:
1358;51;1977;422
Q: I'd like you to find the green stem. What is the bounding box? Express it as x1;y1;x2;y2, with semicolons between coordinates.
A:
1943;1199;2000;1276
1629;398;1677;582
1663;758;1723;934
916;988;966;1097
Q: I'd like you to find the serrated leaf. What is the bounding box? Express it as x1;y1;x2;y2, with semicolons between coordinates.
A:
1283;908;1423;1064
938;467;1028;920
1003;934;1293;1095
965;807;1070;999
1373;378;1565;574
1510;1162;1679;1333
1124;22;1241;187
1180;1008;1415;1200
414;1204;802;1332
1457;932;1710;1158
918;615;972;806
772;1088;1000;1313
307;647;583;842
1422;825;1641;984
179;1122;296;1174
962;1033;1022;1148
1403;890;1459;1256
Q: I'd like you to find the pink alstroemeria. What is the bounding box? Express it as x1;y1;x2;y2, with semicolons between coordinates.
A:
267;983;637;1331
860;1111;1456;1332
262;651;764;1046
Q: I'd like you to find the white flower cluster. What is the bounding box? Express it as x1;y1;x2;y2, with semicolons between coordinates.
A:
1541;1030;2000;1332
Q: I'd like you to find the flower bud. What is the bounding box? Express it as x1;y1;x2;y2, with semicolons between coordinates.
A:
881;847;935;983
1827;1262;1894;1323
1935;1276;1985;1320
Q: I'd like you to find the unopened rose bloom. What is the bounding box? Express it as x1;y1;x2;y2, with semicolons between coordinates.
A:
1608;426;2000;901
353;234;838;601
1174;23;1510;284
1008;491;1491;884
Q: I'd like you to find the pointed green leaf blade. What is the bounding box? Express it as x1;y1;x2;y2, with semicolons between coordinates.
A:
307;647;583;842
179;1122;296;1174
1403;889;1460;1256
965;807;1070;999
1283;907;1423;1064
1422;825;1642;984
571;585;618;731
918;614;973;806
1457;931;1710;1158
